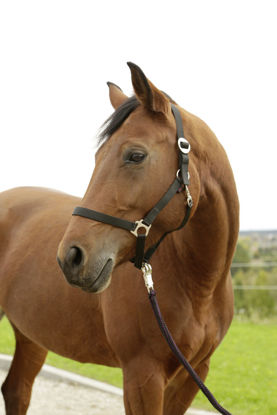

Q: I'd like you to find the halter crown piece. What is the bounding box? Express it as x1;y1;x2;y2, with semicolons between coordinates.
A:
72;104;193;271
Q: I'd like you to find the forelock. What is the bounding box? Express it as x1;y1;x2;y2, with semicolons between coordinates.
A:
98;96;140;145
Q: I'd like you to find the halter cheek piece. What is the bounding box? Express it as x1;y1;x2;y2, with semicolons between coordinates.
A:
72;104;193;270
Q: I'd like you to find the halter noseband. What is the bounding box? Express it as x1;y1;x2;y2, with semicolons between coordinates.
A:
72;104;193;270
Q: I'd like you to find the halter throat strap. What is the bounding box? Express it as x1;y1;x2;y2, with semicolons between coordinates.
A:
72;104;192;269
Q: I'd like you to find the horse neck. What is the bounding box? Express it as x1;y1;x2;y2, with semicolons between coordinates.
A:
160;158;239;295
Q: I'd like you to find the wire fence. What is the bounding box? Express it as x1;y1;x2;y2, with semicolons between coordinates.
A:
231;262;277;319
231;262;277;268
234;285;277;290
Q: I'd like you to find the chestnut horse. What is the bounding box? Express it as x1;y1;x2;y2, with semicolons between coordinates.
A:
0;63;239;415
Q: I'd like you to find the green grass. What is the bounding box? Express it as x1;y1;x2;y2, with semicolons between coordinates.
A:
193;320;277;414
0;318;15;355
1;317;277;414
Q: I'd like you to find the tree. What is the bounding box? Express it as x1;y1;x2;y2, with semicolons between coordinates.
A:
233;240;251;264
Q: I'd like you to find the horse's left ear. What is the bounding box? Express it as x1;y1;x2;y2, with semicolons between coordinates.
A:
127;62;171;115
107;82;129;109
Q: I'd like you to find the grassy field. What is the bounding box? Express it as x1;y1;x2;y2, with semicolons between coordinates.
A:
0;317;276;414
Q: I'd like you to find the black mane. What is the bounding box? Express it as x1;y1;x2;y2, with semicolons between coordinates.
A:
97;91;176;145
98;96;140;144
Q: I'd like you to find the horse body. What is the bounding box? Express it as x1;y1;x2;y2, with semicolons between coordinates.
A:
0;187;118;366
0;63;239;415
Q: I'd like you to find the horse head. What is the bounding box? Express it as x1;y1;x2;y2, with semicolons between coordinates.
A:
57;63;202;292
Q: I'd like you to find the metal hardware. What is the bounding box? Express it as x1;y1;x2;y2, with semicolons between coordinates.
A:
130;219;152;237
141;263;154;293
178;137;191;154
185;185;193;208
177;169;190;181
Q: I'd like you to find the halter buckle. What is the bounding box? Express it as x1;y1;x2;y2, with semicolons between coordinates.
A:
178;137;191;154
141;263;153;293
130;219;152;237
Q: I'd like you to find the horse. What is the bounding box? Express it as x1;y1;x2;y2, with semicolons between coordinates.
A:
0;62;239;415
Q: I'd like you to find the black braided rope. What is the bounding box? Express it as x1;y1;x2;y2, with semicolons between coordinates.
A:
148;289;232;415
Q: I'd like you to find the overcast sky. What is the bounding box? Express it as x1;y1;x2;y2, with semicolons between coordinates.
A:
0;0;276;231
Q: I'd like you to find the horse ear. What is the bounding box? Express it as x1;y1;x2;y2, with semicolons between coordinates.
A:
107;82;129;109
127;62;170;115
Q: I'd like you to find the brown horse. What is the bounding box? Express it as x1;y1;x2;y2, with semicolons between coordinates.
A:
0;63;239;415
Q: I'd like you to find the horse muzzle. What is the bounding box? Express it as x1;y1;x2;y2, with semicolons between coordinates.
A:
57;245;115;293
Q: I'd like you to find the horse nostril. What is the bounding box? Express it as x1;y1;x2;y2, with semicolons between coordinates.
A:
67;246;84;268
57;245;85;284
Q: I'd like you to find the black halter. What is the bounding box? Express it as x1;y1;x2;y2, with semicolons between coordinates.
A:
72;104;193;269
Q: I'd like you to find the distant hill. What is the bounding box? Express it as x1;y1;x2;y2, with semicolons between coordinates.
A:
239;229;277;250
240;230;277;236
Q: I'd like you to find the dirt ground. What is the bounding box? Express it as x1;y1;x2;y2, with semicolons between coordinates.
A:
0;368;125;415
0;364;213;415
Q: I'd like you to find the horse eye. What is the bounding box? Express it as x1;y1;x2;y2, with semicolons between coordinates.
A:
125;151;146;164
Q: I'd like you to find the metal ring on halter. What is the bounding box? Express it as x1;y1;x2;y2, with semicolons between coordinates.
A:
178;137;191;154
130;219;152;237
176;169;190;181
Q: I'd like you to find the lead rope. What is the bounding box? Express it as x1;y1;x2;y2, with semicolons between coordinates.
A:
142;264;232;415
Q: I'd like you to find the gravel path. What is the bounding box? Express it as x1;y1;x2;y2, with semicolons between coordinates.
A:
0;355;213;415
0;368;125;415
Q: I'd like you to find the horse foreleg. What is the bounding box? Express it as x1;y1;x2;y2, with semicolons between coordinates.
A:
122;358;165;415
1;324;48;415
163;359;210;415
